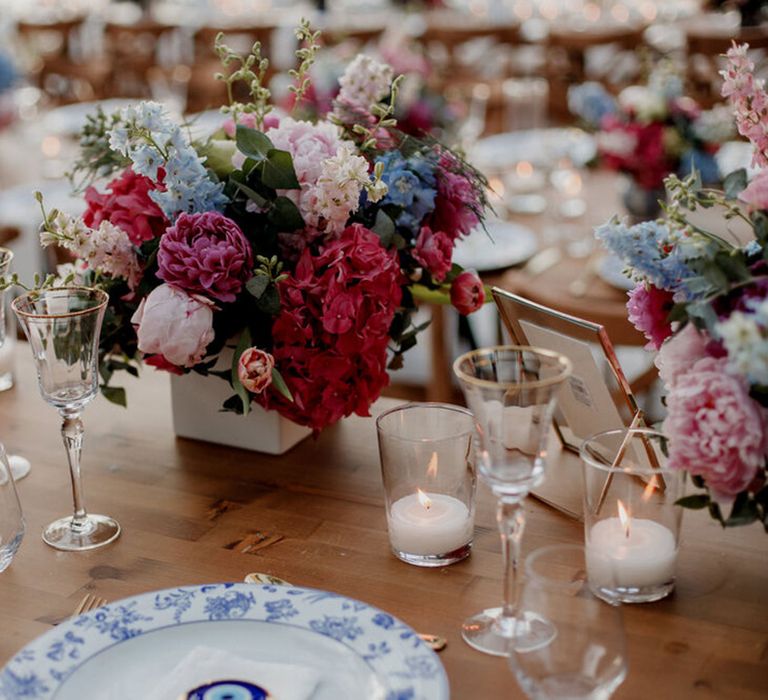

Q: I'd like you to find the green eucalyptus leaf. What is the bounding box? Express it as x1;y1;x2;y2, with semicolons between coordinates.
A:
255;285;281;315
261;149;300;189
235;126;273;160
233;180;268;207
246;274;270;299
372;210;395;247
101;385;127;407
723;168;748;200
675;494;710;510
269;196;304;231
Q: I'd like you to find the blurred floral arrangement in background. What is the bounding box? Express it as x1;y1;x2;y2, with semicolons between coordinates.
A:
596;44;767;532
15;21;490;433
0;51;19;129
569;67;735;192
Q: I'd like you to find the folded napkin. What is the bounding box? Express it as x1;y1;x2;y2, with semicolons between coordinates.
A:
143;646;321;700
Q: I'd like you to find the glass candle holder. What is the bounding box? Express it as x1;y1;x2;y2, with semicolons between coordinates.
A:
580;428;686;604
376;403;476;567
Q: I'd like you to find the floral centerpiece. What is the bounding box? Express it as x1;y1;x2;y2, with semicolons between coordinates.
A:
569;70;734;216
596;44;767;531
22;23;489;434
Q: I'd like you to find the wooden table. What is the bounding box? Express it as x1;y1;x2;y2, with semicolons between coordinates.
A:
0;347;766;699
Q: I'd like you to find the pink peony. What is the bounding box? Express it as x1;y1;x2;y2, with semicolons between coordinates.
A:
655;323;711;388
430;153;481;240
739;170;768;211
664;356;768;499
237;347;274;394
157;212;253;303
413;226;453;282
83;168;168;246
626;284;674;350
450;271;485;315
131;284;215;368
222;112;279;138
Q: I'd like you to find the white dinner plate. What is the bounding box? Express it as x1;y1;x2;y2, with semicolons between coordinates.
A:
597;253;635;292
42;99;139;137
0;583;448;700
453;219;538;271
470;128;597;172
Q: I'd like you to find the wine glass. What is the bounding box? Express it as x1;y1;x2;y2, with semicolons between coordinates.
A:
0;442;24;572
453;346;572;656
509;544;628;700
12;287;121;551
0;247;31;481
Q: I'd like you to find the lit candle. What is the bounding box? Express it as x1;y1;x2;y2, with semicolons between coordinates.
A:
586;500;677;590
388;489;473;556
505;161;546;194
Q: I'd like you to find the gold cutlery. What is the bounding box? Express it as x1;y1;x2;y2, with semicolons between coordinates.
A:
71;593;108;618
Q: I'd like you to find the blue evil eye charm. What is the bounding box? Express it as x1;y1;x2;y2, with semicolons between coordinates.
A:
185;679;270;700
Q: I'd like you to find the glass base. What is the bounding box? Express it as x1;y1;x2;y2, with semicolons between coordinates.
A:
8;455;31;481
461;607;556;657
392;542;471;568
0;371;12;392
42;514;121;551
591;581;674;604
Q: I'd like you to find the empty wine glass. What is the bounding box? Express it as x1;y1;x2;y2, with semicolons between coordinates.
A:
453;346;572;656
12;287;120;551
509;544;627;700
0;443;24;572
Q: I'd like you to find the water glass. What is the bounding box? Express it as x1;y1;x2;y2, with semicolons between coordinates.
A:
509;544;627;700
581;428;686;603
377;403;476;567
0;247;14;392
0;443;24;572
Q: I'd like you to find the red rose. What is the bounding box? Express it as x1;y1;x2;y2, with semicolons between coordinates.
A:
413;226;453;282
450;271;485;315
237;347;275;394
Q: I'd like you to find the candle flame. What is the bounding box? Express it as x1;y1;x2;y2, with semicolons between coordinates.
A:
417;488;432;510
426;452;439;479
516;161;533;178
642;475;659;502
617;500;631;538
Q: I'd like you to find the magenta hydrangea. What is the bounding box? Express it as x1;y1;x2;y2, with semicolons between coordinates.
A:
157;212;253;303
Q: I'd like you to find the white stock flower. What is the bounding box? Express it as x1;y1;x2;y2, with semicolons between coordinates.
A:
716;303;768;386
337;54;394;112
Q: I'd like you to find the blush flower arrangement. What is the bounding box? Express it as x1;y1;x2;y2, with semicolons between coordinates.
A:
595;43;768;531
23;22;490;433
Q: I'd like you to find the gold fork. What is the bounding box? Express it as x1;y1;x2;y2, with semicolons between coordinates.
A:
70;592;108;619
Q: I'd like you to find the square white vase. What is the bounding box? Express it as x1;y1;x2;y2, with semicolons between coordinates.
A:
170;369;311;455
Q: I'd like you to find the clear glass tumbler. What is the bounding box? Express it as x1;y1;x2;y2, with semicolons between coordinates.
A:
12;287;120;551
377;403;476;567
580;428;686;603
453;346;572;656
0;443;24;572
509;544;627;700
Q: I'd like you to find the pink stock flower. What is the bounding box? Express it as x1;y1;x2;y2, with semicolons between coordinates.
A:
83;168;168;246
131;284;215;368
413;226;453;281
655;323;711;388
237;347;275;394
664;356;768;499
157;212;253;303
626;284;674;350
450;271;485;315
739;169;768;211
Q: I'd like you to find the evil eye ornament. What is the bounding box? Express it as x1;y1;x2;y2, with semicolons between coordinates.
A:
185;679;271;700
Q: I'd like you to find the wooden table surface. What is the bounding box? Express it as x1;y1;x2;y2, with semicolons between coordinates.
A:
0;347;766;699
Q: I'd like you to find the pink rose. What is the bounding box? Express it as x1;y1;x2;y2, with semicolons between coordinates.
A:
413;226;453;282
131;284;215;368
739;170;768;211
450;270;485;315
237;347;275;394
664;356;768;499
655;323;710;388
626;284;674;350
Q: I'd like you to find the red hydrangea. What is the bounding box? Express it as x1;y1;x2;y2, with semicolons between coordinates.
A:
157;212;253;303
83;168;167;246
430;152;481;240
259;223;403;432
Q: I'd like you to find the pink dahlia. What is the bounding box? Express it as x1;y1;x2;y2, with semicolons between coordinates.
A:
664;356;768;499
83;168;168;246
626;284;674;350
430;152;481;240
413;226;453;282
157;212;253;303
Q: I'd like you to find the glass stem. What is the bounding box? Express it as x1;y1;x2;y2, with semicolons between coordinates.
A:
60;410;88;530
498;497;525;623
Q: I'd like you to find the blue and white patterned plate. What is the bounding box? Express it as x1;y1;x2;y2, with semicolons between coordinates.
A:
0;583;449;700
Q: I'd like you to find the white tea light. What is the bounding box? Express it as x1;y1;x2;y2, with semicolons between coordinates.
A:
388;490;473;557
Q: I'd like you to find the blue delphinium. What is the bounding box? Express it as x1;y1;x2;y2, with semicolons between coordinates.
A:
0;52;17;94
567;82;616;128
376;151;436;233
108;102;227;220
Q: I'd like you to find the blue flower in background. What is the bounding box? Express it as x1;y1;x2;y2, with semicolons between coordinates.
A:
679;148;720;185
0;52;17;94
568;82;616;127
376;151;437;234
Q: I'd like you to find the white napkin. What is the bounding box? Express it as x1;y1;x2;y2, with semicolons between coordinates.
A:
146;646;320;700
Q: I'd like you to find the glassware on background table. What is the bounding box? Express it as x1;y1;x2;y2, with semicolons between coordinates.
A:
376;403;476;567
12;287;120;551
509;544;627;700
453;346;572;656
0;442;24;572
580;428;686;604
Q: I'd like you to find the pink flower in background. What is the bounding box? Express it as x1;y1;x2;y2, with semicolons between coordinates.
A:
222;112;279;138
413;226;453;281
84;168;167;245
626;284;674;350
157;212;253;303
431;153;481;239
237;347;275;394
739;170;768;211
131;284;214;368
450;271;485;315
664;356;768;499
655;323;711;388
